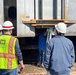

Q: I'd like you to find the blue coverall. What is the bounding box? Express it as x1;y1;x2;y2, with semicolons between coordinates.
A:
38;32;46;64
44;35;75;75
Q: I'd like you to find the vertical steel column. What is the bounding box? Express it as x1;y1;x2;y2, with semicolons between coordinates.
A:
53;0;57;19
34;0;36;19
61;0;65;19
38;0;43;19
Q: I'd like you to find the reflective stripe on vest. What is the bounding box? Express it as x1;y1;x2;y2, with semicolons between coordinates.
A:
0;36;16;69
0;54;16;58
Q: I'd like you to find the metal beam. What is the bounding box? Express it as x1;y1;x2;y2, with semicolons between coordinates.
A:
34;0;36;19
38;0;43;19
61;0;65;19
53;0;57;19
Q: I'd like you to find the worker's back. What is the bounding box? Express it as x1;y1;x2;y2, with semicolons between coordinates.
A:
46;35;75;73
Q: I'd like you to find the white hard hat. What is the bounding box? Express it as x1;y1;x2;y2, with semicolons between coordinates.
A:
3;21;14;30
0;25;3;30
55;22;67;33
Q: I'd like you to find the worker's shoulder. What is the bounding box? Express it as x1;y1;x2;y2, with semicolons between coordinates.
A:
11;36;18;40
51;36;72;43
64;37;73;44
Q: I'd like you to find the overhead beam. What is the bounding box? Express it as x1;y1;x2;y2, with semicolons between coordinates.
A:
31;24;55;27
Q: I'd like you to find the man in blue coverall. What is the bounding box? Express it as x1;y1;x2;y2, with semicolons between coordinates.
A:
44;22;75;75
37;31;46;67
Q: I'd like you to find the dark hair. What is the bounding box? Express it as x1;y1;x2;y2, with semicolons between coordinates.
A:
56;30;64;36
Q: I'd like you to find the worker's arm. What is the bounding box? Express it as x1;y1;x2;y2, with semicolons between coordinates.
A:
70;43;75;67
19;60;25;69
43;39;53;70
15;39;25;69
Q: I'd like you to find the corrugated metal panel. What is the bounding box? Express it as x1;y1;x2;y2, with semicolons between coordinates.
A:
57;0;61;19
42;0;62;19
65;0;76;35
17;0;35;37
36;0;38;19
66;0;76;20
0;0;76;36
24;0;34;20
43;0;53;19
66;24;76;36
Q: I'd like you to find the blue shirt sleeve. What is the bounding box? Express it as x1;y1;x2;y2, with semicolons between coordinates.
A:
43;39;53;70
70;43;75;67
15;39;23;61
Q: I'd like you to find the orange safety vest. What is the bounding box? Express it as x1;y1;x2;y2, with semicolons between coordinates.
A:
0;35;18;69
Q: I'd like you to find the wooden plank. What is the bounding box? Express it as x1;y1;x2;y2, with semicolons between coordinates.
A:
22;19;36;24
64;20;76;23
31;24;55;26
36;19;65;22
22;19;76;24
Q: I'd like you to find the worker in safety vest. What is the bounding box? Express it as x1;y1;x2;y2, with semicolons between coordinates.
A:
0;24;3;35
0;21;25;75
44;22;75;75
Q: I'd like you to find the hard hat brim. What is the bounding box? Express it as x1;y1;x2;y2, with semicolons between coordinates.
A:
3;27;14;30
0;28;3;30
